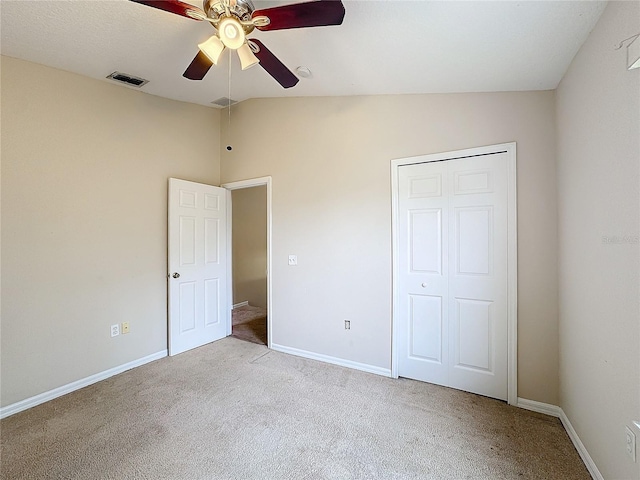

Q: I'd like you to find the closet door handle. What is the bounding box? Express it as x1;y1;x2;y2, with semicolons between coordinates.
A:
172;272;181;279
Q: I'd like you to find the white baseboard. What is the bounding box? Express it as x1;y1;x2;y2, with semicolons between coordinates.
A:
270;343;392;378
232;301;249;309
517;397;562;417
517;398;603;480
558;408;604;480
0;350;167;419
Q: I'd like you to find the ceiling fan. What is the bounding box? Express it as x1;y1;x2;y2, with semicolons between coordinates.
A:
130;0;346;88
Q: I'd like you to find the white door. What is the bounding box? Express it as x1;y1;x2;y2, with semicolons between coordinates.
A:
397;152;509;400
168;178;228;356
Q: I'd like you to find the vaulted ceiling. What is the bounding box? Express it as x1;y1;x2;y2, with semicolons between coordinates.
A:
1;1;607;107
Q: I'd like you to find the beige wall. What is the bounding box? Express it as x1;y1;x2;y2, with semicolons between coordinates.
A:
232;186;267;309
221;92;559;404
1;56;220;406
556;2;640;479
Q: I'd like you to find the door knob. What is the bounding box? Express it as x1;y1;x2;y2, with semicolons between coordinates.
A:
172;272;180;278
421;282;428;288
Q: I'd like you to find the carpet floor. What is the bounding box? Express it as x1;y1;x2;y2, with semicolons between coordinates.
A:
231;305;267;345
1;337;590;480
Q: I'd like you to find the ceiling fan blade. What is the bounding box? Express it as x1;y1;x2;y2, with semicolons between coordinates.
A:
249;39;299;89
183;51;214;80
129;0;206;20
252;0;345;31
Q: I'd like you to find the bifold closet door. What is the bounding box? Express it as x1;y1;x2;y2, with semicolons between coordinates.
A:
397;153;508;401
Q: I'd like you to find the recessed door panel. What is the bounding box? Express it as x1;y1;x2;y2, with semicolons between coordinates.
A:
204;194;220;211
409;209;442;274
409;174;442;198
409;295;442;362
179;190;197;208
179;281;196;333
455;298;492;372
204;278;219;326
204;218;219;264
454;170;493;195
179;216;196;266
456;207;492;276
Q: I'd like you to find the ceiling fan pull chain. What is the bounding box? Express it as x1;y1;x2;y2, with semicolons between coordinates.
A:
228;48;232;133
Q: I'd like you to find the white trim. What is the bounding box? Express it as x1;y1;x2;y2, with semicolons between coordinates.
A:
225;188;233;336
390;156;400;380
0;350;167;419
516;397;562;417
506;144;518;406
232;301;249;309
390;143;518;405
558;409;604;480
222;176;273;348
517;398;604;480
271;343;392;378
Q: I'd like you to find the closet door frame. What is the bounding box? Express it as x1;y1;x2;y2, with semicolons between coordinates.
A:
390;142;518;406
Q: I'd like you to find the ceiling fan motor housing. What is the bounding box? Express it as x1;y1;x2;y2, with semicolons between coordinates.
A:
204;0;255;27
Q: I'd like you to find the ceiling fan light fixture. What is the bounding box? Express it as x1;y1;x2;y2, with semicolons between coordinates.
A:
238;42;259;70
218;17;245;50
198;35;225;64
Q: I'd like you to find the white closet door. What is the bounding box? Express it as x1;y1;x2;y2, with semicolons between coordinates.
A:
397;160;450;387
397;153;509;401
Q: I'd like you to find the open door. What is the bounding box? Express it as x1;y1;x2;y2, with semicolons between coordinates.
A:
168;178;228;356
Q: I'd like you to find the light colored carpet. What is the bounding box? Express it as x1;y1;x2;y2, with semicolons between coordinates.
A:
1;337;590;480
231;305;267;345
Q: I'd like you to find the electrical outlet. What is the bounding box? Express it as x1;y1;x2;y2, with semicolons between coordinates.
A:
121;322;130;334
288;255;297;266
344;320;351;330
110;324;120;337
626;426;636;462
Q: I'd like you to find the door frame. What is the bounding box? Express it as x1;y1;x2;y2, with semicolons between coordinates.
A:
390;142;518;405
221;176;273;348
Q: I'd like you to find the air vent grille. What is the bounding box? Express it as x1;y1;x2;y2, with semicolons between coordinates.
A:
211;97;238;108
106;72;149;88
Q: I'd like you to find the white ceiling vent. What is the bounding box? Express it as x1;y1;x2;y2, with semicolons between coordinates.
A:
106;71;149;88
211;97;238;108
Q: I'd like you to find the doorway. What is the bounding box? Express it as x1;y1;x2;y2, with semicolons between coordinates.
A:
222;177;273;347
391;143;517;405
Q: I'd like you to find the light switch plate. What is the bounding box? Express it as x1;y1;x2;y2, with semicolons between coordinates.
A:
288;255;297;266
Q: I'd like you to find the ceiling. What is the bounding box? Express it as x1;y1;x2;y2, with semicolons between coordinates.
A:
1;0;607;107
